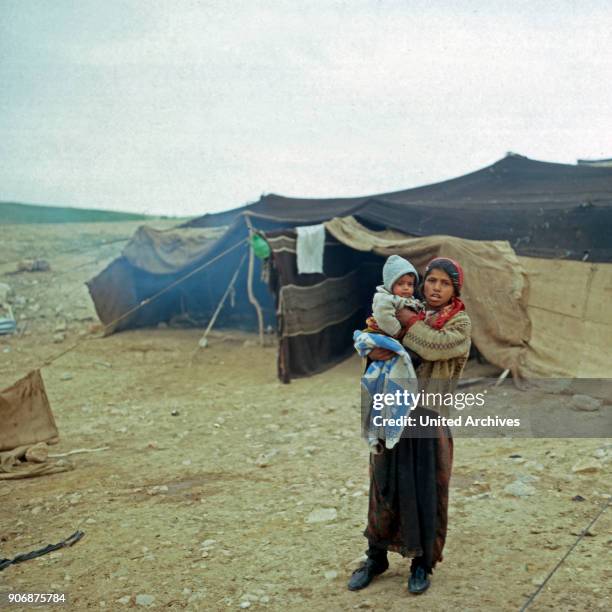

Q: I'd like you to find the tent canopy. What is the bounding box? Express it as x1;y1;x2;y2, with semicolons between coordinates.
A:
186;154;612;262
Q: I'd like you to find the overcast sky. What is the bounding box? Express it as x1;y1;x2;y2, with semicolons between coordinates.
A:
1;1;611;216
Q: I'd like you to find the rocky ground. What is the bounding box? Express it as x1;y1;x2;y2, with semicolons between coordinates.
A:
0;221;610;611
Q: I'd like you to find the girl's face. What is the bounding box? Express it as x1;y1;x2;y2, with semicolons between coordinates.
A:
391;273;416;298
423;268;454;308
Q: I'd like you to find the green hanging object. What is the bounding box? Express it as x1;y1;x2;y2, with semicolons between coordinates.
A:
250;233;271;259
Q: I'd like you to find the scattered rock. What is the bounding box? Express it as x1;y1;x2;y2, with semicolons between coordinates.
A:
255;448;279;467
572;459;601;474
306;507;337;523
570;529;596;537
470;481;491;493
135;594;155;607
324;570;338;580
517;474;540;483
571;394;602;412
18;259;51;272
504;481;536;497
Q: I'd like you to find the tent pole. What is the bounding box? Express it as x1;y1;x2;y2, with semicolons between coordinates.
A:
244;216;265;346
196;251;247;349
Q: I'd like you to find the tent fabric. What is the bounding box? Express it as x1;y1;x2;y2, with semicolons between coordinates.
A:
355;198;612;262
122;225;225;275
185;155;612;262
0;370;58;452
268;217;532;381
88;216;278;335
519;256;612;377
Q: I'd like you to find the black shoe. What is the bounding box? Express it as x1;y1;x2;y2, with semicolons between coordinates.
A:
408;565;430;594
347;557;389;591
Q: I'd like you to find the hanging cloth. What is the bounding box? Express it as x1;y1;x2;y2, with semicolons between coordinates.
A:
296;224;325;274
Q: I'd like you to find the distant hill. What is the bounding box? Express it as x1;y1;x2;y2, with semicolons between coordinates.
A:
0;201;174;224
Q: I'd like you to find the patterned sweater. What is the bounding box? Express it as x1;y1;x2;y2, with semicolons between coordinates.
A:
401;310;472;415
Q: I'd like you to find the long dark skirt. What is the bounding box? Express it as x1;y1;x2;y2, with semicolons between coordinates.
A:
363;411;453;572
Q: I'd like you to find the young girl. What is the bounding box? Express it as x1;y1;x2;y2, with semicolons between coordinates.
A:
349;257;471;595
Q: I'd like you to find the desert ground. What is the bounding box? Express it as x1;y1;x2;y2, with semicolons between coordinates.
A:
0;221;610;611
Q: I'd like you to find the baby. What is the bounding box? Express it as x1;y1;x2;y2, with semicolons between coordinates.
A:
372;254;423;337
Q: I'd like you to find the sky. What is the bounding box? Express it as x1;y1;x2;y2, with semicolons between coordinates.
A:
1;0;611;217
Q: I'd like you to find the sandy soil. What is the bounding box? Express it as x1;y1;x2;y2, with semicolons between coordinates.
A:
0;222;610;611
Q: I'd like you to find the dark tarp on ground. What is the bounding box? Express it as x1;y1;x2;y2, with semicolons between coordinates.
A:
268;217;531;382
184;155;612;262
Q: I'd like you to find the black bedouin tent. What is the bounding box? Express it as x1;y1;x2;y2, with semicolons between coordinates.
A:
87;154;612;380
186;154;612;262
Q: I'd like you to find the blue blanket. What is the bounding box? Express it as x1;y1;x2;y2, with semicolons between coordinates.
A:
353;330;418;451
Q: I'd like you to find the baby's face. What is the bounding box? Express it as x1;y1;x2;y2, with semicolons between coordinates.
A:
392;274;415;298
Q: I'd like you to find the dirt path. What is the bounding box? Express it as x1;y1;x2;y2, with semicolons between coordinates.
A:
0;222;609;611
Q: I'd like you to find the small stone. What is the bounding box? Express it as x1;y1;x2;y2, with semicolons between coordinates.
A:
306;508;337;523
593;448;607;459
239;602;251;609
171;409;180;416
86;518;97;524
504;481;536;497
201;539;216;548
60;372;73;381
571;394;602;412
54;320;67;332
324;570;338;580
53;333;65;343
135;594;155;607
116;596;131;605
517;474;540;483
572;459;601;474
470;481;491;493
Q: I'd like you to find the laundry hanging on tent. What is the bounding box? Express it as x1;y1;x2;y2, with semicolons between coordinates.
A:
296;224;325;274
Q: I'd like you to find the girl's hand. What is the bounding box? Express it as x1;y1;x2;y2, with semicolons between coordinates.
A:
369;348;395;361
397;308;420;329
